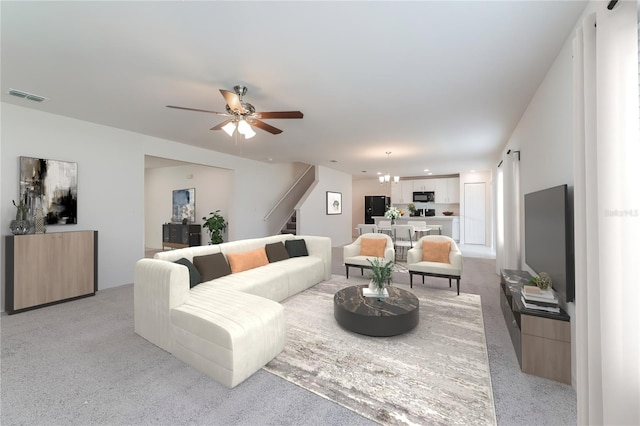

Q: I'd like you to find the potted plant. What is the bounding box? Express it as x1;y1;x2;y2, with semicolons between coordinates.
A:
407;203;417;216
367;257;394;295
202;210;228;244
529;272;552;290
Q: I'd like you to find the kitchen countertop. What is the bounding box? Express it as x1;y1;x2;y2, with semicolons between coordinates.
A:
372;215;458;220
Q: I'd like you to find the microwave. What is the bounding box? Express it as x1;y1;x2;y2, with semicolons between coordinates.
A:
413;191;435;202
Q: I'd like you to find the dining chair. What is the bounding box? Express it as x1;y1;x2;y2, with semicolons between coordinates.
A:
377;220;393;237
356;223;378;235
392;224;415;261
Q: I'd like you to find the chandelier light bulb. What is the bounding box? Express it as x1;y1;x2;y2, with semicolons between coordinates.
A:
378;176;385;184
393;176;400;183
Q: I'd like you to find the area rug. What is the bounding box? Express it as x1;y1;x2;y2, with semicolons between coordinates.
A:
263;275;496;425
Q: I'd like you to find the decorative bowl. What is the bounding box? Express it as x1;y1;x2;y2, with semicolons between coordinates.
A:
442;211;454;216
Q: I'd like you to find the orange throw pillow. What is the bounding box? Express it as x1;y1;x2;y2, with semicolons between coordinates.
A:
422;241;451;263
227;247;269;273
360;237;386;257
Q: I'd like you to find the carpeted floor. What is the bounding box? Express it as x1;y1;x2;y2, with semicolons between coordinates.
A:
264;276;496;425
1;249;576;425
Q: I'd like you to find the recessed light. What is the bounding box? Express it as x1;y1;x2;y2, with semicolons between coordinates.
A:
330;160;338;163
471;169;476;173
423;169;429;172
361;171;367;173
376;172;382;175
427;172;433;175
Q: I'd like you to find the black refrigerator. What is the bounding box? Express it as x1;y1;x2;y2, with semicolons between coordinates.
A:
364;195;390;224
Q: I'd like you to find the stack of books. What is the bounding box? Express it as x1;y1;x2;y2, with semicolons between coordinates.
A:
521;285;560;313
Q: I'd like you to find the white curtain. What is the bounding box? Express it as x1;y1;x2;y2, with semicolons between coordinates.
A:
496;151;521;274
573;1;640;424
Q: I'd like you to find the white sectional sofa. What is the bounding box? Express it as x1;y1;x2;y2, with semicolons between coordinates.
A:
134;234;331;388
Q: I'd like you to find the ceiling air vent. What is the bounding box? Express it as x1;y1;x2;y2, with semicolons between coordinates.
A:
8;89;47;102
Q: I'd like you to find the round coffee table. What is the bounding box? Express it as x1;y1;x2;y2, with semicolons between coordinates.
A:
333;285;419;337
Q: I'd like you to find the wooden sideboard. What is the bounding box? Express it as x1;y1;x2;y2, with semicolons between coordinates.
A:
500;269;571;384
4;230;98;314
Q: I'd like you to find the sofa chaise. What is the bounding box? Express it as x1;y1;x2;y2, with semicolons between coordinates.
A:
134;234;331;388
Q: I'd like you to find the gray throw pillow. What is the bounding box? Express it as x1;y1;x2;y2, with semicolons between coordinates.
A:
174;258;202;288
285;239;308;258
265;242;290;263
193;252;231;282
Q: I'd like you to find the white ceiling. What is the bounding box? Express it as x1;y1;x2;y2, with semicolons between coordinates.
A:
1;1;587;179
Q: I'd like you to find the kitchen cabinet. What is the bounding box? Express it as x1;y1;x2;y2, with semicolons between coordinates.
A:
391;181;413;204
435;177;460;203
412;179;436;192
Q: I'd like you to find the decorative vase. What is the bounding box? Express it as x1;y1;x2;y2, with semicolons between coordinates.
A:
10;220;34;235
391;218;396;225
34;208;47;234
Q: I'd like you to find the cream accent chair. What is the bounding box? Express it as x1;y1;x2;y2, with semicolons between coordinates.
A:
406;235;463;295
343;233;395;279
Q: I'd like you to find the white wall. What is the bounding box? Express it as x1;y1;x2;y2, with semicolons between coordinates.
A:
1;103;343;310
299;165;353;247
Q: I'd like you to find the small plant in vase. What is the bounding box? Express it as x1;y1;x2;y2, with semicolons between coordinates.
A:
407;203;417;216
367;257;394;295
202;210;228;244
529;272;552;290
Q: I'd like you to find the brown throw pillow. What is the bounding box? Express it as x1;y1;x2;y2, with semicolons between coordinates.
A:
227;247;270;273
422;241;451;263
193;253;231;282
360;237;386;257
265;242;290;263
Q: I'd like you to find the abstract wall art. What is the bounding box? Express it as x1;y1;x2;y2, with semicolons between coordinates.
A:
172;188;196;223
19;156;78;225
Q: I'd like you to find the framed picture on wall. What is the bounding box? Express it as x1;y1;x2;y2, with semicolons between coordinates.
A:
172;188;196;223
326;191;342;215
19;156;78;225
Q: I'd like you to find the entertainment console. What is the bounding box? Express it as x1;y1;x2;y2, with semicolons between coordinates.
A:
500;269;571;384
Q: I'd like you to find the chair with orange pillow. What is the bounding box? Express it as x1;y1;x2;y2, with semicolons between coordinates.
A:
406;235;463;295
343;233;395;279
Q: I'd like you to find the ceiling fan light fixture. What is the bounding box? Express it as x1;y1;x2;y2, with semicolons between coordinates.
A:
237;119;252;135
243;127;256;139
222;121;237;136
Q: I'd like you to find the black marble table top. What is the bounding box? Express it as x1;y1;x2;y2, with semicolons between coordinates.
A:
333;285;419;336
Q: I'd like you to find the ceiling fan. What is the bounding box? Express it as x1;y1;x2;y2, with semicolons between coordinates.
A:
166;85;303;139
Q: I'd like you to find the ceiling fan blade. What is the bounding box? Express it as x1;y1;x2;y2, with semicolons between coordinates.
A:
255;111;304;119
210;118;234;131
251;119;283;135
166;105;228;115
219;89;245;114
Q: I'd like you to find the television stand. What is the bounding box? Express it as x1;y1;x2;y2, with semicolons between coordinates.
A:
500;269;571;384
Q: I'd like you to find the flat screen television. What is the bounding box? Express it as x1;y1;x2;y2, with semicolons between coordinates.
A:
524;184;575;303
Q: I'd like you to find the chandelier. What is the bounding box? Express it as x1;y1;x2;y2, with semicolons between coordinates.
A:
379;151;400;184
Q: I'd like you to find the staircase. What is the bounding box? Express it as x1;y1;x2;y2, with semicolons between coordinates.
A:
281;211;297;235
